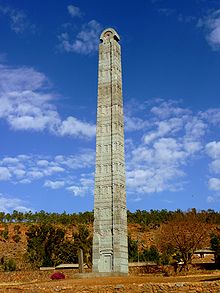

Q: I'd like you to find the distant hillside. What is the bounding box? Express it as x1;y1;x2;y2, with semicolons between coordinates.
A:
0;209;219;270
0;222;159;270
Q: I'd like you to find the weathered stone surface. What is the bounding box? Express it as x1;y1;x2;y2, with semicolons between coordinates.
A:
92;28;128;274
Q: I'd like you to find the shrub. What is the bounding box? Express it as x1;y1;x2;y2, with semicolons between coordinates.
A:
13;225;21;234
211;233;220;264
142;246;160;263
2;225;9;240
50;272;65;279
12;234;21;243
3;259;16;271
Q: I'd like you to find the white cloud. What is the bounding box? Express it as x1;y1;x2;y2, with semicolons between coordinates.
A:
66;185;85;196
127;137;187;194
44;166;65;176
198;9;220;50
0;149;95;185
44;180;65;189
210;159;220;174
206;141;220;159
0;167;11;180
27;170;44;180
0;5;33;34
124;115;149;131
209;178;220;191
0;195;32;213
67;5;82;18
2;157;19;164
125;100;217;197
205;141;220;200
184;117;207;140
55;150;95;169
66;174;94;197
58;20;102;54
143;118;184;144
12;169;26;178
127;163;185;194
151;100;191;119
37;160;49;167
0;64;96;137
183;141;202;155
58;116;96;138
201;108;220;125
207;195;215;203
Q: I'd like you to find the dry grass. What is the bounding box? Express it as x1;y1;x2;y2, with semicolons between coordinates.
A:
0;270;220;292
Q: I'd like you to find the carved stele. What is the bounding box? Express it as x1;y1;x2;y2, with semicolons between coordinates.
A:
92;28;128;274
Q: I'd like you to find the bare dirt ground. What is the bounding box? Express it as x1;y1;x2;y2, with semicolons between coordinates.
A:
0;270;220;292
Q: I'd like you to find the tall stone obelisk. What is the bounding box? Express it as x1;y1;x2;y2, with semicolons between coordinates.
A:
92;28;128;274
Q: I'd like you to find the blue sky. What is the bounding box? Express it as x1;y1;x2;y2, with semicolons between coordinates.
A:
0;0;220;213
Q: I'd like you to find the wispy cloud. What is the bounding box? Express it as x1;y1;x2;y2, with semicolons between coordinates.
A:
67;5;82;18
206;141;220;201
124;99;149;131
0;149;95;198
66;173;94;197
198;9;220;50
0;194;32;213
158;8;175;17
0;167;11;180
44;180;65;189
124;115;149;132
0;150;95;196
58;20;102;54
0;64;96;137
0;5;34;34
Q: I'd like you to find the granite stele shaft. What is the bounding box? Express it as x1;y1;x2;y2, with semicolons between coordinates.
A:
92;28;128;274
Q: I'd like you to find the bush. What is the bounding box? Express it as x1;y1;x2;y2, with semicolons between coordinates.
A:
160;252;171;265
12;234;21;243
13;225;21;234
128;236;138;262
2;225;9;240
3;259;16;271
50;272;65;279
211;233;220;264
141;246;160;263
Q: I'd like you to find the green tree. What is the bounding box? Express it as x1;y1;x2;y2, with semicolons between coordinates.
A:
26;223;86;268
141;246;160;263
26;224;67;267
210;233;220;264
73;225;92;267
128;235;138;262
0;212;5;222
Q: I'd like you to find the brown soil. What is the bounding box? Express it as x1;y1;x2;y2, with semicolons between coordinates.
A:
0;270;220;292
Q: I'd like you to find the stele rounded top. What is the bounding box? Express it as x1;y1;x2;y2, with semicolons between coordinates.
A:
100;28;120;42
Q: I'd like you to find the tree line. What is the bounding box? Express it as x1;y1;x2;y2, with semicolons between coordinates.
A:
1;208;220;225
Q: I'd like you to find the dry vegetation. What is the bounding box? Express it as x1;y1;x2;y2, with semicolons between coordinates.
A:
0;209;220;291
